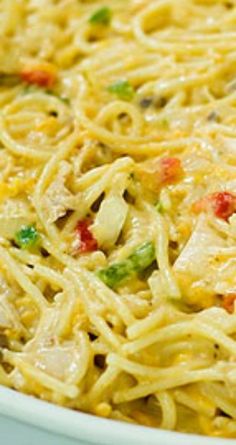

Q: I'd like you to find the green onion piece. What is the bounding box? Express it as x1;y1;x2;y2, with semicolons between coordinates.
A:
97;261;131;289
15;225;39;249
107;80;135;101
89;6;112;25
97;241;155;288
128;242;155;273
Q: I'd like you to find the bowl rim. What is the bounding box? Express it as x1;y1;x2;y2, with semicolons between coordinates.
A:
0;385;234;444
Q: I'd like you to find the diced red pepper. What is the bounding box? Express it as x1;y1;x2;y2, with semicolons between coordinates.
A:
222;294;236;314
137;157;183;193
193;192;236;221
211;192;236;220
20;67;56;88
75;219;98;254
159;157;183;185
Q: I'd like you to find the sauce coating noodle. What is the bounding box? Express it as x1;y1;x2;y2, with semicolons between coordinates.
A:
0;0;236;438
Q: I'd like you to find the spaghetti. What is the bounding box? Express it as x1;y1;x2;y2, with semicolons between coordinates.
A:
0;0;236;438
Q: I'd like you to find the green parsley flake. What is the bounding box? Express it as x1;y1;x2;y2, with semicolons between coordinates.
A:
15;225;39;249
107;80;135;101
89;7;112;25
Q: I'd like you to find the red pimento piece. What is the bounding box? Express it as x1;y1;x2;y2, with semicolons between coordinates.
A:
20;68;56;88
159;157;183;185
210;192;236;220
75;219;98;254
222;294;236;314
193;191;236;221
137;157;183;193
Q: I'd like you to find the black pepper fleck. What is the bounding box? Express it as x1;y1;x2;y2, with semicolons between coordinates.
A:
139;97;154;109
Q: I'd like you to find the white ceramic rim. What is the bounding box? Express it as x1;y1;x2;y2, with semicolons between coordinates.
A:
0;386;234;444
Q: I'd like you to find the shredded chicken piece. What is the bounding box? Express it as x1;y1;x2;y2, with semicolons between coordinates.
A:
42;161;76;223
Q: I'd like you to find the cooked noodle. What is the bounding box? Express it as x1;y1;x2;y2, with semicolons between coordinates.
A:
0;0;236;438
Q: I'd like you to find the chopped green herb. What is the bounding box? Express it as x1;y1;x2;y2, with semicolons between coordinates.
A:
97;241;155;288
156;201;164;214
15;225;40;249
89;6;112;25
108;80;135;101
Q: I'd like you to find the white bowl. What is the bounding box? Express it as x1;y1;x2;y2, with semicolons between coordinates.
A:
0;385;234;445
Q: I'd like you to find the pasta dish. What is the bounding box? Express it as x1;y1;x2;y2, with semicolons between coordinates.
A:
1;0;236;438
